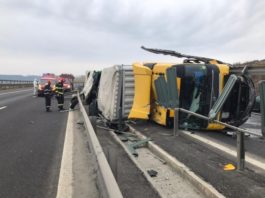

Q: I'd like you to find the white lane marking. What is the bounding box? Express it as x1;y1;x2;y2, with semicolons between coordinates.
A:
182;130;265;171
0;89;31;96
0;106;7;110
56;112;73;198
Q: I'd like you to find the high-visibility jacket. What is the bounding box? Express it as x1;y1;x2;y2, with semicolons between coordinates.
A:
55;82;64;95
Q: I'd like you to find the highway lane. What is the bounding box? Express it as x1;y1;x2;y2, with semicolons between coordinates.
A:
0;88;33;108
0;89;69;198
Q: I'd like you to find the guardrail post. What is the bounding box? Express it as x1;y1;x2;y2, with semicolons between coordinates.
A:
173;108;179;136
237;131;245;171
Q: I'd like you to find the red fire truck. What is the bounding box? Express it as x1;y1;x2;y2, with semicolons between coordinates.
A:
38;73;57;96
59;74;74;92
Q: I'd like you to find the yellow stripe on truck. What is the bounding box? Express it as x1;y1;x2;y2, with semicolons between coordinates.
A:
128;63;152;119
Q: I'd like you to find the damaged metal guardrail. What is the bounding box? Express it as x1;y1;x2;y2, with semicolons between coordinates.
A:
173;107;262;171
77;93;123;198
173;74;262;171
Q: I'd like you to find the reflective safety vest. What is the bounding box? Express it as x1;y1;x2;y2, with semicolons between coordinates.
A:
55;82;64;95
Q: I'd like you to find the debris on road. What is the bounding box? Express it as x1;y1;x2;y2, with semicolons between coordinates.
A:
147;169;158;177
223;163;236;171
77;121;84;125
120;136;128;142
127;138;151;157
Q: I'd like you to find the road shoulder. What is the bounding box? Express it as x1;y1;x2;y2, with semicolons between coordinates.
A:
56;109;99;198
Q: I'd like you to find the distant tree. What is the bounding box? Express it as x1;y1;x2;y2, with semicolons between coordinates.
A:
59;73;75;80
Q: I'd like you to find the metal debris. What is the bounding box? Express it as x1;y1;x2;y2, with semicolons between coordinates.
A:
127;138;151;157
147;169;158;177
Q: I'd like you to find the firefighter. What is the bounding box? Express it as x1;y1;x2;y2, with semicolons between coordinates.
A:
44;80;52;112
55;78;65;111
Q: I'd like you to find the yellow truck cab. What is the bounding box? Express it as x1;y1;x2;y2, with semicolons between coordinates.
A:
129;60;253;130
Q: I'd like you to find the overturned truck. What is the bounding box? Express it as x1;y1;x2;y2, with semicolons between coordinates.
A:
81;47;255;131
81;65;134;128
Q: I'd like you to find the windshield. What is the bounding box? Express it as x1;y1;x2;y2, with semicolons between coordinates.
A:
40;79;56;85
63;78;70;84
176;64;219;129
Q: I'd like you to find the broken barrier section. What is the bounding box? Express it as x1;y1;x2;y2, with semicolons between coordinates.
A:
127;138;152;157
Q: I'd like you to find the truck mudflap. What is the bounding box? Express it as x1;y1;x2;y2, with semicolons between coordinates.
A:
128;63;152;119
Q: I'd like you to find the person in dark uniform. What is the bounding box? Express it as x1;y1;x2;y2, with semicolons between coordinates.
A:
55;78;65;111
44;80;52;112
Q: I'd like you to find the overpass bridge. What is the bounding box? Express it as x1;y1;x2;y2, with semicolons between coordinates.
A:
1;87;265;198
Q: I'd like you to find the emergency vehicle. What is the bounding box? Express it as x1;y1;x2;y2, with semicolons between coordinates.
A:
38;73;57;96
59;74;74;92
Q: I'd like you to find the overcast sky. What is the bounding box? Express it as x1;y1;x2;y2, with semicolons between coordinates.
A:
1;0;265;76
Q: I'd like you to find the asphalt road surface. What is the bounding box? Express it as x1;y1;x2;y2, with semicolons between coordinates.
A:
0;89;69;198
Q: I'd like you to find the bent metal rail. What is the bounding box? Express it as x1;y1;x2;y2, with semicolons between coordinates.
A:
77;93;123;198
0;79;33;89
173;107;263;170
